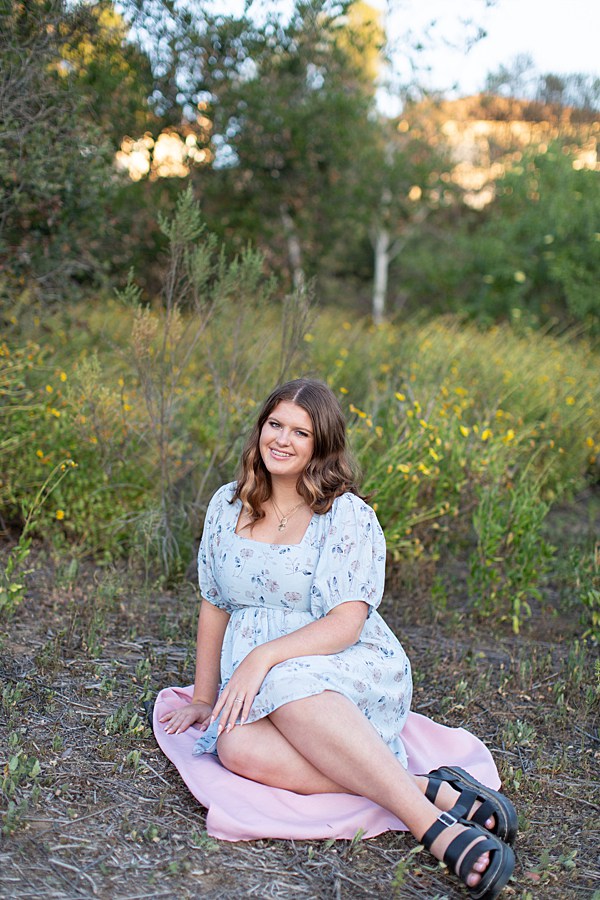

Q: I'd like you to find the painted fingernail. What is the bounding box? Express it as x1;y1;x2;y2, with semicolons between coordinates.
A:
226;724;233;733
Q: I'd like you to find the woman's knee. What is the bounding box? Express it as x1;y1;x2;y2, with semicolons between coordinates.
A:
217;727;263;777
217;729;244;772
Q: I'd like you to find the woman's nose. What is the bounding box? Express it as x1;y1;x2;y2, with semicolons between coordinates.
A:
275;428;291;445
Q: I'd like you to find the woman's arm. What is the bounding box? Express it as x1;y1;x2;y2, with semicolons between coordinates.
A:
213;600;369;733
193;599;230;704
160;599;230;734
263;600;368;664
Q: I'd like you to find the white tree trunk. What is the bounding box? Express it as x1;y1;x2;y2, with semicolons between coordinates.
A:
372;226;391;326
280;205;305;292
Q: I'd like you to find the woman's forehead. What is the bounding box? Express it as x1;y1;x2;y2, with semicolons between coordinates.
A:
268;401;313;431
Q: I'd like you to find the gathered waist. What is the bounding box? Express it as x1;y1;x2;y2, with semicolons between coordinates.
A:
229;601;313;616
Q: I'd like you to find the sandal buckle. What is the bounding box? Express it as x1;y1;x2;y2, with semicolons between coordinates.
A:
439;811;458;827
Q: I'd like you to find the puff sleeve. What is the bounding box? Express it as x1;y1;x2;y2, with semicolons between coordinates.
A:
309;493;386;619
197;484;235;614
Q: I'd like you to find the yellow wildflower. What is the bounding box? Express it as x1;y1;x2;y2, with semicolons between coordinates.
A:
56;510;65;520
459;425;470;437
397;463;410;473
50;408;61;418
429;448;440;461
349;404;367;419
60;372;67;382
36;449;44;458
395;392;406;402
503;429;516;443
565;396;575;406
481;428;492;441
45;384;53;393
303;333;314;343
339;387;348;394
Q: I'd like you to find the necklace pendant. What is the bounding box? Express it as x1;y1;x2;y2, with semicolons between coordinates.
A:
278;518;288;531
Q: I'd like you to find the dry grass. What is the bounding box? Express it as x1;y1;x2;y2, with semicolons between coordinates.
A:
1;500;599;900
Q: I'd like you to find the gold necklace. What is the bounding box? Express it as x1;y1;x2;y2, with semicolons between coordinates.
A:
270;497;306;532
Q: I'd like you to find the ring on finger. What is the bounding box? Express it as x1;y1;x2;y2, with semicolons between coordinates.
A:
233;698;243;703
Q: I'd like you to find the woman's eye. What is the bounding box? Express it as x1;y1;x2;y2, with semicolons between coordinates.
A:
296;431;308;438
269;420;280;428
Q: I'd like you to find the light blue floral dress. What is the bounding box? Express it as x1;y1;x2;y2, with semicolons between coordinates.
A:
193;483;412;766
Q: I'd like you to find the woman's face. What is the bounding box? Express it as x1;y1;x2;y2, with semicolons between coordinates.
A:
259;401;315;482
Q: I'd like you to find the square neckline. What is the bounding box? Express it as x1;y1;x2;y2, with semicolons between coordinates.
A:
232;499;316;548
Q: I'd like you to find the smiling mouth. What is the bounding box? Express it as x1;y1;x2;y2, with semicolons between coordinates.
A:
270;448;293;459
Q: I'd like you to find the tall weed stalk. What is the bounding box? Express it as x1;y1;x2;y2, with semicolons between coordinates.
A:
121;188;314;576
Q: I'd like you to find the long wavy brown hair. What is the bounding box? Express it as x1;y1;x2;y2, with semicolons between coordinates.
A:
232;378;362;521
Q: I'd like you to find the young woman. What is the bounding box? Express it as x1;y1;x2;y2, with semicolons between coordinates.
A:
159;378;516;899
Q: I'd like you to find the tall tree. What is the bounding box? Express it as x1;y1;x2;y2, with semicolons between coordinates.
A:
0;0;155;293
193;2;382;289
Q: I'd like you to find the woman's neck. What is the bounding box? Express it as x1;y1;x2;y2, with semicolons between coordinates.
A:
269;479;304;510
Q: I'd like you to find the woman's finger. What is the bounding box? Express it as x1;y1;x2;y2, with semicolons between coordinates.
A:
217;693;241;734
240;692;254;725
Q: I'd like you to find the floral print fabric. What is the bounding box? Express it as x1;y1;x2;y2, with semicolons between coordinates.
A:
193;483;412;765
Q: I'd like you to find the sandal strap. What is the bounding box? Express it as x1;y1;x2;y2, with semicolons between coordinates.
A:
427;765;518;845
457;834;498;885
471;798;498;827
420;810;459;850
421;813;501;890
424;776;443;804
446;786;479;820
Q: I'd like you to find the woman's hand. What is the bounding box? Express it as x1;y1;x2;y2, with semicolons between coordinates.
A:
212;647;272;735
159;700;213;735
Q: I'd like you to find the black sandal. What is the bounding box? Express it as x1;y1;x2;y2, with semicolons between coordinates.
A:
421;811;515;900
423;766;518;845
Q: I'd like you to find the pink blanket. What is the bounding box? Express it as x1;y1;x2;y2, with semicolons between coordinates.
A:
153;685;501;842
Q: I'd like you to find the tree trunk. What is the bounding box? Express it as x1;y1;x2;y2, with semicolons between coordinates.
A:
372;226;390;326
279;204;305;292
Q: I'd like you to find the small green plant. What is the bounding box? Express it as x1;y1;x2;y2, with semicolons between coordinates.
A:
2;680;27;712
104;702;146;737
501;719;537;746
1;734;42;836
190;830;219;851
392;844;427;892
469;473;555;632
0;458;76;617
124;749;143;772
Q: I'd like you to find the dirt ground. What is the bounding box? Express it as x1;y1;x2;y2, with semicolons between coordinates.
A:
1;518;599;899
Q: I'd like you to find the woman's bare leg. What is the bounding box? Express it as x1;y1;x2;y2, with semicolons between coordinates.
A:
217;715;352;794
218;715;492;825
219;691;492;888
